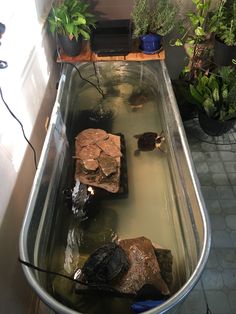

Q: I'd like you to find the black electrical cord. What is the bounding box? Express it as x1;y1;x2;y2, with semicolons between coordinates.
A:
54;35;106;99
18;257;135;299
65;62;105;98
200;279;213;314
0;87;38;170
0;60;8;69
92;61;105;95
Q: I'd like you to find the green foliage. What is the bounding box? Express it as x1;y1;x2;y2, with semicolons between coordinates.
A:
210;0;236;46
173;0;211;47
171;0;212;78
48;0;96;41
131;0;176;37
190;67;236;121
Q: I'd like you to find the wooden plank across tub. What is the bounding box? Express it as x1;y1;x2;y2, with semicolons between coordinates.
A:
56;41;165;63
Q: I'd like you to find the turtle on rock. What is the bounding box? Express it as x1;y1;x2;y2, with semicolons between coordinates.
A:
80;242;130;285
134;131;165;156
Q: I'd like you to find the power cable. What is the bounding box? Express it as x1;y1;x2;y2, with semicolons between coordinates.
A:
54;36;105;99
65;62;105;98
18;257;135;299
0;86;38;170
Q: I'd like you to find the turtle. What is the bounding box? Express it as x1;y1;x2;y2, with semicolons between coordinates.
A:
81;242;130;285
128;88;148;110
134;131;165;155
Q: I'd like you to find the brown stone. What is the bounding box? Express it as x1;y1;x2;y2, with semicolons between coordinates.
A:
115;237;170;296
74;129;121;193
77;144;101;160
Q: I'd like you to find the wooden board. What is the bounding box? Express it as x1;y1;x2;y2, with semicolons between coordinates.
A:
57;41;165;63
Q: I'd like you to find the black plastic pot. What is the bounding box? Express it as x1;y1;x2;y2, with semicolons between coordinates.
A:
171;79;197;121
214;36;236;66
198;110;235;136
58;34;83;57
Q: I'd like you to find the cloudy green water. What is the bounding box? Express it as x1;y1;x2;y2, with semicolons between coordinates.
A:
48;65;185;314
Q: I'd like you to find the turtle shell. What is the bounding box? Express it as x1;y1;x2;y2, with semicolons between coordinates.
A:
82;242;129;284
137;132;157;151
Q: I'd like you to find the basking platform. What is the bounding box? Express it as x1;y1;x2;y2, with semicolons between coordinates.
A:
57;40;165;63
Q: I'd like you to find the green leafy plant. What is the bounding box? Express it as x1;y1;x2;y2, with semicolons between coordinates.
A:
171;0;212;78
210;0;236;46
131;0;176;37
190;67;236;121
48;0;96;40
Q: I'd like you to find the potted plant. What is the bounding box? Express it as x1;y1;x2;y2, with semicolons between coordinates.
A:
171;0;213;120
209;0;236;66
131;0;176;54
48;0;96;57
190;66;236;136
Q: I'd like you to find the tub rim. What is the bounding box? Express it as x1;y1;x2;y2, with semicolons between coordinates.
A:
19;60;211;314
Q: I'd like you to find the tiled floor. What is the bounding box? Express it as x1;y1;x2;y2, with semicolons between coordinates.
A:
179;121;236;314
37;122;236;314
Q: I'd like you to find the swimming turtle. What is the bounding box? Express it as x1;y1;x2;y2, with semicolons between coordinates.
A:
81;242;130;285
134;131;165;155
128;88;148;110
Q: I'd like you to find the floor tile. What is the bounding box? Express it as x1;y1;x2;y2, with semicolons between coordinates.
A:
191;151;205;162
224;162;236;173
195;161;209;174
212;230;234;248
225;215;236;230
202;269;224;289
212;173;229;185
206;248;220;268
198;173;213;186
219;151;236;161
228;173;236;185
205;199;222;214
201;142;217;152
215;249;236;269
210;215;226;230
216;186;235;200
228;290;236;313
205;291;231;314
222;270;236;289
179;290;206;314
208;161;225;173
201;186;217;200
204;151;220;161
219;200;236;214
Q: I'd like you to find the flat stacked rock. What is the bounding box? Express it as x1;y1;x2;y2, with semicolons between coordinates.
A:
74;129;121;193
115;237;170;296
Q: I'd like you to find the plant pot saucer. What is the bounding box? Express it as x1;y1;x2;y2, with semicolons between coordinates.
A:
140;47;163;55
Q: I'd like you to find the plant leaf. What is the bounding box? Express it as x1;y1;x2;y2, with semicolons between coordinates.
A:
174;39;183;46
195;26;205;36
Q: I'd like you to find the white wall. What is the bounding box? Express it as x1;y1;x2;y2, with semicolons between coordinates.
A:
0;1;59;313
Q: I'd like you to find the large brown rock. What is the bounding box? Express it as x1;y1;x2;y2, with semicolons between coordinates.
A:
115;237;170;296
74;129;121;193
